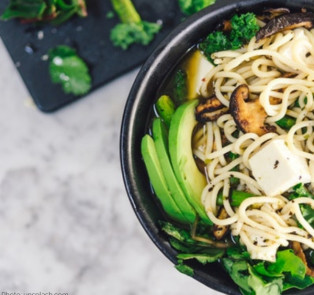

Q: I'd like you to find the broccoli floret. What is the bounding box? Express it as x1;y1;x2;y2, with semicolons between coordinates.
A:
178;0;215;15
229;13;260;49
110;0;161;50
110;21;161;50
199;12;260;61
199;31;230;60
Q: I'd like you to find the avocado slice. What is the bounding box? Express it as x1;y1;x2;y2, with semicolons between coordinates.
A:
152;118;196;224
141;135;189;224
168;100;211;224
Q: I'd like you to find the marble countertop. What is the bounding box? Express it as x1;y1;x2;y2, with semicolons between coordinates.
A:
0;39;223;295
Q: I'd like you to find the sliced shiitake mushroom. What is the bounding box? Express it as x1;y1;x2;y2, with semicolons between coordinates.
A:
230;84;276;136
213;207;229;240
256;12;314;41
258;7;291;22
195;95;229;123
292;241;314;277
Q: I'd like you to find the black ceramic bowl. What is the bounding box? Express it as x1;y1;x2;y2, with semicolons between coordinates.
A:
120;0;314;294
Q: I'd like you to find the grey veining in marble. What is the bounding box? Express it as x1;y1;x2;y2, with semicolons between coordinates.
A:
0;39;223;295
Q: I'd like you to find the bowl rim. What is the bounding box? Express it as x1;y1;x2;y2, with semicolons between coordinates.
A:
120;0;314;294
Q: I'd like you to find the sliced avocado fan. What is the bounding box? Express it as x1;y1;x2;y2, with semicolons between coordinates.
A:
141;135;190;224
168;99;211;225
152;118;197;224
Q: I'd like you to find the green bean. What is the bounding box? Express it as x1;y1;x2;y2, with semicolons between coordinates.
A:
276;116;296;130
155;95;175;128
217;190;254;207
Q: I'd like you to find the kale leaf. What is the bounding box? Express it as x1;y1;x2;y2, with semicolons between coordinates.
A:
48;45;91;96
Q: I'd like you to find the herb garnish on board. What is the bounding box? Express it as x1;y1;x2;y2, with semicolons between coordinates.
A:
48;45;91;96
1;0;87;25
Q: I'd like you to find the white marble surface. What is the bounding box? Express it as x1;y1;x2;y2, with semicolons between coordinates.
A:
0;39;223;295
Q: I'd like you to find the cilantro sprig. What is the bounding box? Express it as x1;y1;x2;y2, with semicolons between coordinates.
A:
48;45;91;96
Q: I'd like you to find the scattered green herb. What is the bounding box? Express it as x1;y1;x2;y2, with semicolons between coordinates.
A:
1;0;87;25
48;45;91;96
110;0;161;50
178;0;215;15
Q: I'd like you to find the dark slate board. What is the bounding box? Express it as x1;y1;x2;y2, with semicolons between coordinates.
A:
0;1;183;112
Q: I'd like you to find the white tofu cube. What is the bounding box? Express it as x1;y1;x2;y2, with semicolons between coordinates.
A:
249;139;312;196
185;50;213;99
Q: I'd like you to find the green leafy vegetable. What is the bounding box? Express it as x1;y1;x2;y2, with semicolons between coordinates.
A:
1;0;46;20
226;246;250;260
110;0;161;49
247;266;283;295
284;274;314;291
254;250;306;279
287;184;314;228
160;221;197;245
289;183;314;200
177;250;224;264
1;0;87;24
301;204;314;228
176;260;194;276
223;259;252;294
178;0;215;15
200;13;260;61
173;69;187;104
48;45;91;96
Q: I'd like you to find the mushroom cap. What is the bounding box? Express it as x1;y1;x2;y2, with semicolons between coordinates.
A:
256;12;314;41
230;84;276;136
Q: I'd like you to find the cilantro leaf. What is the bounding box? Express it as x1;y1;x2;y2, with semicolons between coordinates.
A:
48;45;91;96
